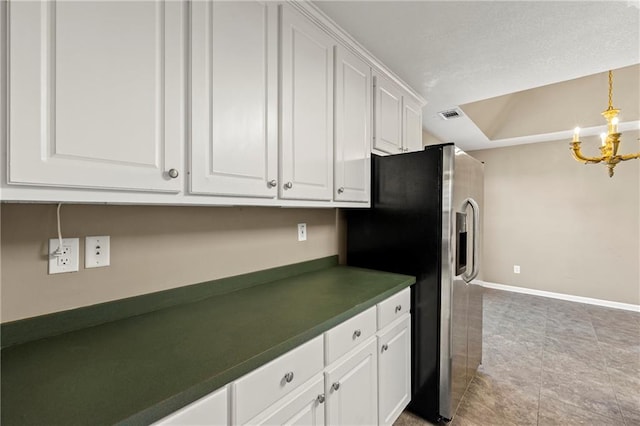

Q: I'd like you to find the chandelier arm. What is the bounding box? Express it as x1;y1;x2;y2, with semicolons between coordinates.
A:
570;142;604;164
618;152;640;162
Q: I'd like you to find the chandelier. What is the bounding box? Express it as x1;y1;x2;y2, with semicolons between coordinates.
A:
570;70;640;177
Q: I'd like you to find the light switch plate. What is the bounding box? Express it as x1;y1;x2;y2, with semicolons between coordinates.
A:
513;265;521;274
85;236;110;268
48;238;80;274
297;223;307;241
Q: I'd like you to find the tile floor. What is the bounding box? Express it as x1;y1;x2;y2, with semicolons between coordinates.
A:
394;288;640;426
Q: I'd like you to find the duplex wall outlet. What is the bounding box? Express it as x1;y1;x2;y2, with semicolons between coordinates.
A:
48;238;80;274
297;223;307;241
513;265;521;274
85;236;110;268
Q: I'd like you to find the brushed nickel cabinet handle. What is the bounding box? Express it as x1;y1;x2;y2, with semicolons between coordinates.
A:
284;371;294;383
395;305;402;313
353;329;362;338
332;382;340;391
337;187;344;194
382;343;389;352
317;394;325;404
268;179;277;188
284;182;293;190
167;169;179;179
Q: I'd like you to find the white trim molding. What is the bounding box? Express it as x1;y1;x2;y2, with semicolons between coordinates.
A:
481;281;640;313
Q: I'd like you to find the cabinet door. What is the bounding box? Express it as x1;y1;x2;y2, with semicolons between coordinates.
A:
378;316;411;426
325;338;377;426
8;0;184;192
280;5;334;201
246;375;325;426
334;45;371;203
402;96;423;153
154;386;227;426
373;72;403;155
190;1;278;198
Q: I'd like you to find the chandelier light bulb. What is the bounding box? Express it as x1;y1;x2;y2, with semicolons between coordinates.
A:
573;127;580;142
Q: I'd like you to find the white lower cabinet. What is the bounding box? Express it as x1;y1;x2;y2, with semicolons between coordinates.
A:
155;290;412;426
325;338;378;426
377;315;412;426
154;386;228;426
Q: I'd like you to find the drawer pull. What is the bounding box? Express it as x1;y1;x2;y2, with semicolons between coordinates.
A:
284;182;293;190
268;179;277;188
353;329;362;339
317;394;325;404
381;343;389;353
332;382;340;391
395;305;402;313
284;371;294;383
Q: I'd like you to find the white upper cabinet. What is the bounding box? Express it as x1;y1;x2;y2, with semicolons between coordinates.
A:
403;96;424;153
334;45;371;203
373;72;403;155
373;72;424;156
279;5;335;201
190;1;278;198
8;0;185;192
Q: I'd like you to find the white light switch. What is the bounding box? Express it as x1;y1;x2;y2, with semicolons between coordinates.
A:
85;236;110;268
513;265;520;274
297;223;307;241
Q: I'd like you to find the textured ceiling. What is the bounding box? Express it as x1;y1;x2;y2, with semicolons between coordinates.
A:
314;1;640;151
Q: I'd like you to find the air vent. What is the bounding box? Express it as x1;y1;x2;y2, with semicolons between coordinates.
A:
438;108;464;120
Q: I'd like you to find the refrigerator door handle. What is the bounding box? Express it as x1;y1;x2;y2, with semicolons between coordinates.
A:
461;197;480;283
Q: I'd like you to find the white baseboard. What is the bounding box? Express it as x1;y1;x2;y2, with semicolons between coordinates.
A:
480;281;640;313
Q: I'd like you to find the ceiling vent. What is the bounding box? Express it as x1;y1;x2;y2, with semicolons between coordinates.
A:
437;108;464;120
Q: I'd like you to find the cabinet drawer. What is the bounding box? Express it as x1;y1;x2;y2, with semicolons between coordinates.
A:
377;288;411;330
232;335;324;425
324;307;376;365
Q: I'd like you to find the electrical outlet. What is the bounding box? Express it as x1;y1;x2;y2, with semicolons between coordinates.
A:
513;265;521;274
49;238;80;274
85;236;110;268
297;223;307;241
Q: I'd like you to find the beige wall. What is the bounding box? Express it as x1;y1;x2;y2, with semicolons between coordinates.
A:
470;131;640;305
422;129;443;147
0;204;339;322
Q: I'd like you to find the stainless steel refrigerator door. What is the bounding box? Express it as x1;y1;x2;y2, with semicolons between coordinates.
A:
439;146;484;420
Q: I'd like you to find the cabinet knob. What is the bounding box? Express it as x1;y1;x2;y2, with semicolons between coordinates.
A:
283;371;294;383
167;169;179;179
332;382;340;391
317;394;325;404
284;182;293;190
382;343;389;352
353;329;362;339
337;187;344;194
398;147;403;152
268;179;277;188
404;148;409;152
395;305;402;313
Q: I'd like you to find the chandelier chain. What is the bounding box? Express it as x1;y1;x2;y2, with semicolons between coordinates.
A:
608;70;613;110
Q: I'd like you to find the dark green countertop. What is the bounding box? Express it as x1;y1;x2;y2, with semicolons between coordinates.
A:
1;264;414;426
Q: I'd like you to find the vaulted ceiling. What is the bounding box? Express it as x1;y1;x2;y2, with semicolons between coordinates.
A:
314;1;640;151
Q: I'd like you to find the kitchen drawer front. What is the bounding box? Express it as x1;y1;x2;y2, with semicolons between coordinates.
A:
377;288;410;330
324;306;376;365
232;335;324;425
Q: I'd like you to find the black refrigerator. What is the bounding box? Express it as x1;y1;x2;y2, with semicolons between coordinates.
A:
346;143;484;422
